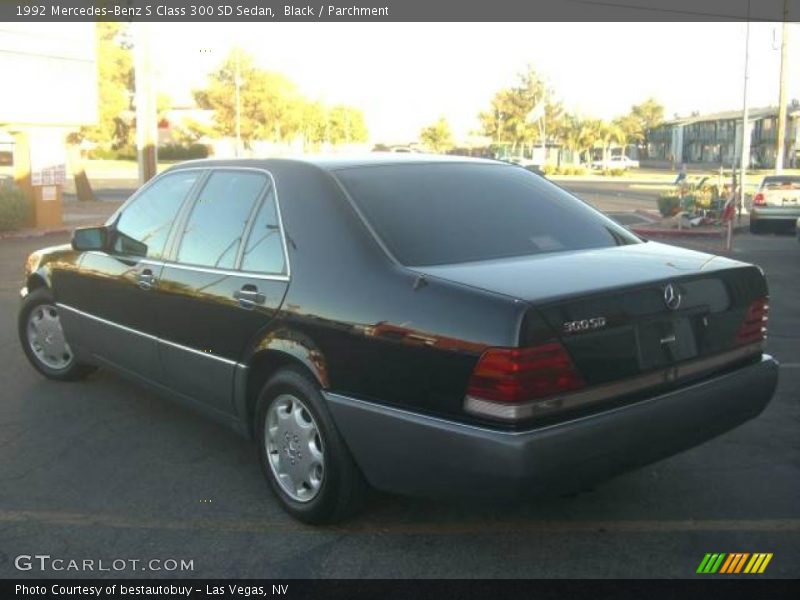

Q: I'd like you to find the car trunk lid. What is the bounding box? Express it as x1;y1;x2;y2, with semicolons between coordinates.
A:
416;242;767;387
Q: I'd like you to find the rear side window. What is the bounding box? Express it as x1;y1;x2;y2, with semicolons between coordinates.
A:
336;163;639;266
240;187;286;274
176;171;267;269
113;171;199;259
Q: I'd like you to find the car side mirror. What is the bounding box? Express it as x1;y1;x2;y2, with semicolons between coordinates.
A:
72;226;109;252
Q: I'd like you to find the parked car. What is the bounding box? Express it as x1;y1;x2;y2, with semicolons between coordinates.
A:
18;156;778;523
750;175;800;234
591;155;640;170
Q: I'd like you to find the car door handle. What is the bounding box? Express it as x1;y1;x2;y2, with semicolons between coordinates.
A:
137;269;157;291
234;286;265;309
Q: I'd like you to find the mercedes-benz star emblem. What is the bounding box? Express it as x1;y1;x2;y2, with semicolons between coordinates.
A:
664;283;682;310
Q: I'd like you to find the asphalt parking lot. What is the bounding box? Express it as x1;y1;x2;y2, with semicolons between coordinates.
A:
0;227;798;579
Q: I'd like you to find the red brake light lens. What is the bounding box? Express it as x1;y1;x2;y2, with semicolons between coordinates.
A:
466;342;585;404
753;193;766;206
736;297;768;346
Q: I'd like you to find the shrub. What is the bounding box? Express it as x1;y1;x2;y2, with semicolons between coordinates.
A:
657;194;681;217
88;144;137;161
542;164;558;175
0;184;32;231
158;143;209;161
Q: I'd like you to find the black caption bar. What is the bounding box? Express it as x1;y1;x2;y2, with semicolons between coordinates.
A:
0;0;797;22
3;579;800;600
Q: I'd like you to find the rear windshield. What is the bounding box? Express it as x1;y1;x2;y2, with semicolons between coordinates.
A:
336;163;640;266
763;176;800;190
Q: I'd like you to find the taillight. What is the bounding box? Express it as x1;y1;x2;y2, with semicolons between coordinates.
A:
736;297;768;346
465;342;585;412
753;193;766;206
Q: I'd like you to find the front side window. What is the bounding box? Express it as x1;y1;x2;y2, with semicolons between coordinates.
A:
240;187;286;274
113;171;199;258
336;163;640;266
176;170;267;270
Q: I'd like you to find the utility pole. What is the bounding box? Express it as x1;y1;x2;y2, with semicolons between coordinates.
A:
134;23;157;185
730;11;751;253
775;0;790;173
234;47;242;158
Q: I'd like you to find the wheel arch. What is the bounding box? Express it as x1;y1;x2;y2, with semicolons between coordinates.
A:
26;271;50;293
237;335;330;438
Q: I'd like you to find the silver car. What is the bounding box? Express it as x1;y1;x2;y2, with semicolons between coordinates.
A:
750;175;800;233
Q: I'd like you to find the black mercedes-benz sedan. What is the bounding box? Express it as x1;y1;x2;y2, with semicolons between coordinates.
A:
18;155;779;523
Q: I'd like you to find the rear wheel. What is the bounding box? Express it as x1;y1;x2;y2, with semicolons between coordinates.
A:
18;287;95;381
255;368;367;524
749;219;764;234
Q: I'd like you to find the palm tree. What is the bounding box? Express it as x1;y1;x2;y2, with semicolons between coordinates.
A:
577;119;602;166
598;122;628;163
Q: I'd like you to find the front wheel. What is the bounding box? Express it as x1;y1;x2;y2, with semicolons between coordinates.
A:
255;368;367;524
18;288;95;381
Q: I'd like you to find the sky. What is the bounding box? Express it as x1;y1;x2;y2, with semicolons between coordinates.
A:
148;22;800;143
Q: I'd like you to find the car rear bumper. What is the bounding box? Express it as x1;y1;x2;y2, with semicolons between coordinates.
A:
325;355;778;498
751;206;800;222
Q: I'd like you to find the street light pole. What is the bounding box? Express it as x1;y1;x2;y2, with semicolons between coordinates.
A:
729;10;751;253
775;0;790;173
134;22;158;185
234;48;242;158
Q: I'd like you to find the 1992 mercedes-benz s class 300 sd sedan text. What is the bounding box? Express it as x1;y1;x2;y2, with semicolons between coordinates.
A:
19;156;779;523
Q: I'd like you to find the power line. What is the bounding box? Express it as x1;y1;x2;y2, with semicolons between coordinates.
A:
563;0;790;21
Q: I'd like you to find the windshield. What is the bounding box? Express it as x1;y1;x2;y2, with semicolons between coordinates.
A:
336;163;640;267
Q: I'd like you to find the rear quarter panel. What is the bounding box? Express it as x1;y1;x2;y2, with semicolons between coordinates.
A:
257;162;525;420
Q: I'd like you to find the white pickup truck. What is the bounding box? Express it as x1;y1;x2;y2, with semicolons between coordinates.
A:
750;175;800;234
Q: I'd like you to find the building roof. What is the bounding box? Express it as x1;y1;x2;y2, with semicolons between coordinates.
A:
662;105;800;127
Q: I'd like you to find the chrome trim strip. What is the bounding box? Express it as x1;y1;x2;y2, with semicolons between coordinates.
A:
155;261;290;282
464;342;765;421
56;303;239;367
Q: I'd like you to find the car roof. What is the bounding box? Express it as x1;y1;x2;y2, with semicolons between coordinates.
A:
166;153;506;173
762;175;800;183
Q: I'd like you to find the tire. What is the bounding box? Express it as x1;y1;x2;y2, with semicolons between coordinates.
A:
18;287;95;381
749;219;763;234
255;368;367;524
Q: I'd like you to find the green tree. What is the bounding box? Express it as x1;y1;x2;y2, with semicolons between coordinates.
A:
195;50;368;148
479;65;561;154
301;101;328;149
597;121;627;163
627;98;665;155
576;118;603;165
74;23;133;148
327;105;368;145
194;49;304;146
419;117;454;153
555;113;584;164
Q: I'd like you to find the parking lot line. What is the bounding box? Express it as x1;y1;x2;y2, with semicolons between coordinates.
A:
1;509;799;535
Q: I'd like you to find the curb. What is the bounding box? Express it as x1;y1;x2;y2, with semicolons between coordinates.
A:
633;209;662;223
630;224;747;238
0;227;72;241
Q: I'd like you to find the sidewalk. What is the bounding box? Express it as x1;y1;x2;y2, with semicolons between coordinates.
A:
0;200;122;241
